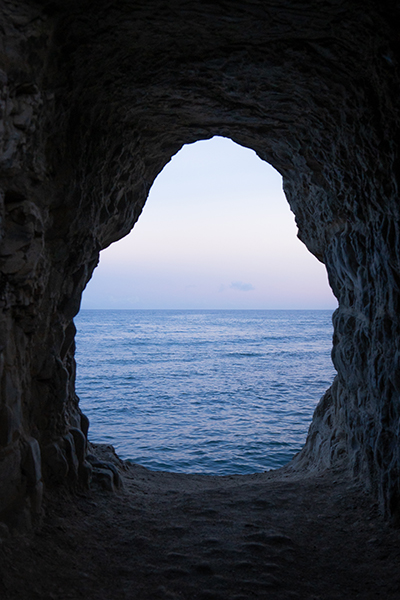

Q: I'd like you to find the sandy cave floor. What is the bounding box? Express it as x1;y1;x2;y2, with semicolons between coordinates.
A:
1;446;400;600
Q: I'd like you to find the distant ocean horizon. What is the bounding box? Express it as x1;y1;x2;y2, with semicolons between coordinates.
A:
75;309;337;475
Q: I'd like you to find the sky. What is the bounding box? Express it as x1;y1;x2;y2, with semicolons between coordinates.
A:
81;136;337;310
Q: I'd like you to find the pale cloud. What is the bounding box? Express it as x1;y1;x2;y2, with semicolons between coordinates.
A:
230;281;255;292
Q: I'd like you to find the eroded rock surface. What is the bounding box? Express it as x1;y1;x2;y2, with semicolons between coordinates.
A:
0;0;400;526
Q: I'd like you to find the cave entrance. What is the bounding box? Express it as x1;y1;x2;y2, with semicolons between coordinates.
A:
75;136;337;475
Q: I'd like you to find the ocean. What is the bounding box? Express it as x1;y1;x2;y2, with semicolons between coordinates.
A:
74;309;336;475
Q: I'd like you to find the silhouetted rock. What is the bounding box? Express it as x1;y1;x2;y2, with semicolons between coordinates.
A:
0;0;399;527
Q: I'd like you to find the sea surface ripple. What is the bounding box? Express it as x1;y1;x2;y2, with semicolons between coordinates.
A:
75;310;336;475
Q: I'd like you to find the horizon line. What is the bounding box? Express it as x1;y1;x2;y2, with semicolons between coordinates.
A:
78;306;337;311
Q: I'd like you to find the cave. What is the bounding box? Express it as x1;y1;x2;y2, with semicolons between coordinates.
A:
1;0;400;596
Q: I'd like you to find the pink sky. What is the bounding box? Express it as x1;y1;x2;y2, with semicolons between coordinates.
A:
81;137;337;310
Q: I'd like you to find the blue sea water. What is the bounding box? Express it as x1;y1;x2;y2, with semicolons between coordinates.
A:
74;309;336;475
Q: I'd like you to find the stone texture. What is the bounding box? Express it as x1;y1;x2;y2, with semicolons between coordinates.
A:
0;0;400;525
87;454;123;490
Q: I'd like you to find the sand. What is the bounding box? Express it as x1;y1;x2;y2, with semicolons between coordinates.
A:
1;445;400;599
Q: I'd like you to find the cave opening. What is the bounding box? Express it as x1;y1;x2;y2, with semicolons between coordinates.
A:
75;137;337;475
1;0;400;554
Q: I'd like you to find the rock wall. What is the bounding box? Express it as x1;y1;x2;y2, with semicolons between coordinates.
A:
1;0;400;526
